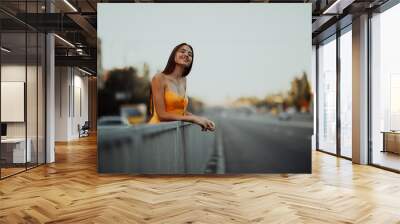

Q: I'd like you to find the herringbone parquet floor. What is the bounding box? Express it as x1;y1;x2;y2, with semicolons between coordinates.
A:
1;134;400;223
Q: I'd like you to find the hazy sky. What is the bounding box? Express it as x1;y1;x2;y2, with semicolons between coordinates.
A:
98;3;311;105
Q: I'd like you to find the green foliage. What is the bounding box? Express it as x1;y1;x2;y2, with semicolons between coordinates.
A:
98;66;151;116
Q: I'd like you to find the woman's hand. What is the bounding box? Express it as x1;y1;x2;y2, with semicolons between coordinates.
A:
192;116;216;132
204;118;216;131
192;116;207;131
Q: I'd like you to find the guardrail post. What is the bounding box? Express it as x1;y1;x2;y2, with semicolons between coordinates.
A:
181;123;188;173
175;122;185;173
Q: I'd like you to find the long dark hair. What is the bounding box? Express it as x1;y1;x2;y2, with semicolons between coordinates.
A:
162;43;194;77
147;43;194;120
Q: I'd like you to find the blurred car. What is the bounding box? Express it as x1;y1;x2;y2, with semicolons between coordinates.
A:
98;116;129;126
120;105;147;125
278;112;291;121
123;108;146;125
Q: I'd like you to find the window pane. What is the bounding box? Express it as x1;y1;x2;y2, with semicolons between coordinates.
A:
1;31;27;177
371;3;400;171
318;37;337;154
340;29;352;158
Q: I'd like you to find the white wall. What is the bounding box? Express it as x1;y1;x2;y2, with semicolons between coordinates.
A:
71;72;89;138
55;66;69;141
1;65;26;81
55;67;89;141
1;65;26;135
1;65;35;138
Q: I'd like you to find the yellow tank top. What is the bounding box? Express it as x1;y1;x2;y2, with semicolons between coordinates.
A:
148;90;189;124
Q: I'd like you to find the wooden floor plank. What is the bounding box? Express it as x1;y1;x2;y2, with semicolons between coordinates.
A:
0;134;400;223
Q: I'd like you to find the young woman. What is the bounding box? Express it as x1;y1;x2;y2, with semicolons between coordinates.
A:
148;43;216;131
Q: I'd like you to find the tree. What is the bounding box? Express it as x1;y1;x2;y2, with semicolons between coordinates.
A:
98;66;150;117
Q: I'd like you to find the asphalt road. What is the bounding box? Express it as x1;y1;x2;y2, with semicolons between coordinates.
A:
212;114;313;173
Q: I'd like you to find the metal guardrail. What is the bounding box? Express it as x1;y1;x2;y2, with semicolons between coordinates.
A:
98;121;218;174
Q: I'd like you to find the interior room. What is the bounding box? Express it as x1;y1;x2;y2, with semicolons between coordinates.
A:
0;0;399;223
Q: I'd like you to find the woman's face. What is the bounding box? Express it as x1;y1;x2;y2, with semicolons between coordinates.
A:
174;45;193;67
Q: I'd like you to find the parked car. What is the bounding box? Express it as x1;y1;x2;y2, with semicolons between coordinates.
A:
121;107;146;125
98;116;129;126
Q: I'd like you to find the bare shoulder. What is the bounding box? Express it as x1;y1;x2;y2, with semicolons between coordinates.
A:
152;73;163;81
152;73;166;85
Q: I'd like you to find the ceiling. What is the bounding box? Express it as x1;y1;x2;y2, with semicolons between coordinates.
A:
0;0;392;75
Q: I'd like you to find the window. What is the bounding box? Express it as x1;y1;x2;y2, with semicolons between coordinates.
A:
371;3;400;171
318;36;337;154
339;28;352;158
